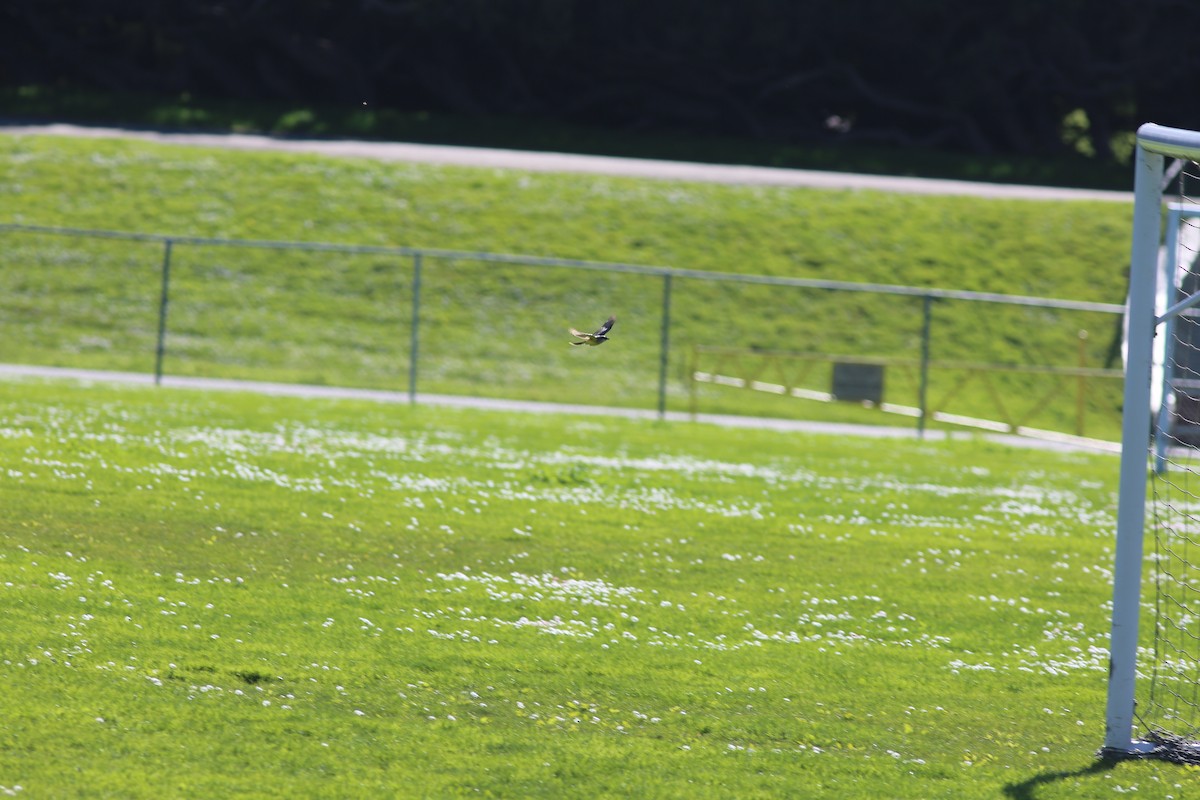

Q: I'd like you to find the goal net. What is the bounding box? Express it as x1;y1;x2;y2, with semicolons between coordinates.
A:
1107;123;1200;763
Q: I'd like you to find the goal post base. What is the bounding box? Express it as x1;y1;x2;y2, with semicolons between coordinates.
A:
1101;735;1200;766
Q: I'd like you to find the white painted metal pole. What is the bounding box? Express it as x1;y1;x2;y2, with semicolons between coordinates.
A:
1154;208;1181;472
1104;142;1165;753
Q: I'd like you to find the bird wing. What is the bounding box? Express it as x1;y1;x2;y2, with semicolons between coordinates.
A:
594;316;616;336
569;328;592;339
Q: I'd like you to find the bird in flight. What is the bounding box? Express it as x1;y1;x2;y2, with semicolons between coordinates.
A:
569;315;616;346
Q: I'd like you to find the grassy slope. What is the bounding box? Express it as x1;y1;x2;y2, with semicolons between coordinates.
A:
0;133;1133;437
0;378;1172;798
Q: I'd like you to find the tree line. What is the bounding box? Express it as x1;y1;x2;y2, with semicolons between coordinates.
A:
3;0;1198;162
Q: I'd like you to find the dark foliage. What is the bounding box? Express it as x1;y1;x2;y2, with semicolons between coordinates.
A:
2;0;1198;160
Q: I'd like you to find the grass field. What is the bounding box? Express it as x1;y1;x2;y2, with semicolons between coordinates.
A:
0;132;1133;440
0;377;1183;798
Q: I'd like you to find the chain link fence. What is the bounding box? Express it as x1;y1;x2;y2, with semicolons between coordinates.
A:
0;223;1126;439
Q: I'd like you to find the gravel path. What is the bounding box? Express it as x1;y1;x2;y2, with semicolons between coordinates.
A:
0;122;1131;202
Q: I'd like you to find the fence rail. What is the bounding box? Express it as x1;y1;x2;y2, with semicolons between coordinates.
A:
689;345;1123;442
0;222;1126;313
0;222;1127;439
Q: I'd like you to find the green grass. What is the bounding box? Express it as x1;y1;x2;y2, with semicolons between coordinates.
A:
0;132;1133;440
0;377;1185;798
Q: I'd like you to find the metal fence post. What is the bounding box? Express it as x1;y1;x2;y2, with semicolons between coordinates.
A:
1077;329;1089;437
917;294;933;437
408;252;422;404
154;239;174;385
658;272;673;419
688;343;698;420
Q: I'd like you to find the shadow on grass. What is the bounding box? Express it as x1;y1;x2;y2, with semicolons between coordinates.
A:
0;85;1132;189
1002;756;1117;800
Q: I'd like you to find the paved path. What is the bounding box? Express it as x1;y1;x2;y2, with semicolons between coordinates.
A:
0;122;1131;203
0;363;1119;455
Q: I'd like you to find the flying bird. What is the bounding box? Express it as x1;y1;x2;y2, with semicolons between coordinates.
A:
570;315;616;346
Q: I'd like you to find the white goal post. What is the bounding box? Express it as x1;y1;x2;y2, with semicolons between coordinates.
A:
1105;122;1200;760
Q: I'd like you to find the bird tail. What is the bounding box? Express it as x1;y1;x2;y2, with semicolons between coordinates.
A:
570;340;586;345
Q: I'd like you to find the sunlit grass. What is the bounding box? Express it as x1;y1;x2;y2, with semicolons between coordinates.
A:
0;377;1182;798
0;132;1132;439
